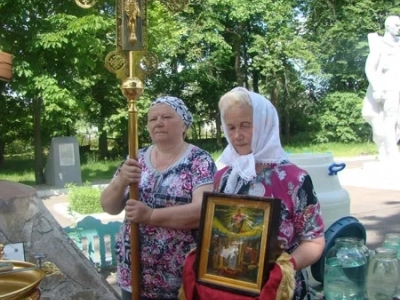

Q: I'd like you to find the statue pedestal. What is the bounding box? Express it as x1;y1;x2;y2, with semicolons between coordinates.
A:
363;160;400;172
288;153;350;230
337;160;400;191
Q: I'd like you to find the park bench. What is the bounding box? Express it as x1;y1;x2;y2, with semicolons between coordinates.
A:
64;215;122;270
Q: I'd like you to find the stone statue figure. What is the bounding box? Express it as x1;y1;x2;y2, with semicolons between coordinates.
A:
362;15;400;161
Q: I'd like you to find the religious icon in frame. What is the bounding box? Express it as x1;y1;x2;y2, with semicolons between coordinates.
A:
195;192;281;296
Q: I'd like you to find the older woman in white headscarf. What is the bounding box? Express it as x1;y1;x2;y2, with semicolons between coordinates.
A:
214;87;325;299
100;96;217;300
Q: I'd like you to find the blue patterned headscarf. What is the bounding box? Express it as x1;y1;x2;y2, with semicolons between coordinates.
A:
150;96;193;128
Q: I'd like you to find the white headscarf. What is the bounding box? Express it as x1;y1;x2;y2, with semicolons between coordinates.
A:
216;87;288;193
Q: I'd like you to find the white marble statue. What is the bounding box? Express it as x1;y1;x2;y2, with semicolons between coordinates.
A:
362;15;400;161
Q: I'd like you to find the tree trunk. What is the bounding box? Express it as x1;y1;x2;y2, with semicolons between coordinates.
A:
233;24;245;87
284;102;291;142
243;25;249;89
197;123;201;139
0;81;6;167
215;115;222;148
234;44;243;86
0;139;5;167
253;70;259;93
98;122;108;160
33;96;45;184
98;132;108;160
270;86;279;109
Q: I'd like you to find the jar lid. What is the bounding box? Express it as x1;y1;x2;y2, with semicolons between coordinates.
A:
310;216;366;283
384;232;400;241
375;247;398;257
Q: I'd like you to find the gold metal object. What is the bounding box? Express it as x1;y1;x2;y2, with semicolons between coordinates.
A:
121;77;144;101
75;0;96;9
105;50;127;75
78;1;188;299
137;51;159;75
128;50;158;81
118;0;147;51
104;48;158;93
41;261;64;277
124;0;141;45
0;260;45;300
22;289;41;300
0;244;4;260
120;51;144;300
0;266;39;275
0;261;13;273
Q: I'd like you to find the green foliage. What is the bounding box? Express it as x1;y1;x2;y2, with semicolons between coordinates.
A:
0;154;120;185
66;182;103;215
0;83;33;157
212;142;379;159
314;92;371;143
300;0;398;93
283;142;378;157
80;158;121;181
5;141;34;155
0;0;121;175
2;0;400;178
0;154;36;185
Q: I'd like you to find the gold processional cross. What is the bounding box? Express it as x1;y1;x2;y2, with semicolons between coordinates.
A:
75;0;189;299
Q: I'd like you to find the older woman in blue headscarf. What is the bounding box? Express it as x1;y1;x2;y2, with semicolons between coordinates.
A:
100;96;217;300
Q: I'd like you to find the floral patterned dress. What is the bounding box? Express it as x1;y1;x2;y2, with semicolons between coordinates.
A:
214;160;325;299
114;144;216;299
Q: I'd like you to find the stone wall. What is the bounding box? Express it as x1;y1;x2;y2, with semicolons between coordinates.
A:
0;180;120;300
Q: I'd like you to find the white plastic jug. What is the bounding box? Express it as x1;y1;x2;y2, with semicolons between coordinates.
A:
288;153;350;230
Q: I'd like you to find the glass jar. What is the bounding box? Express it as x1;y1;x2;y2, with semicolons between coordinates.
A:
356;239;370;300
382;233;400;259
356;238;370;262
392;285;400;300
366;247;400;300
324;237;367;300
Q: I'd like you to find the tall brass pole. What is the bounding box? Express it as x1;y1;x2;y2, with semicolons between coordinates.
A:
76;1;187;299
121;51;143;300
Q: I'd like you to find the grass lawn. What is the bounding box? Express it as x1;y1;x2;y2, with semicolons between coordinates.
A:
0;154;122;186
211;142;378;161
0;142;379;186
282;142;378;157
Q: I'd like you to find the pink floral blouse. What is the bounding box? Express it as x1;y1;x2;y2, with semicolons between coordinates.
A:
214;161;325;299
114;144;216;299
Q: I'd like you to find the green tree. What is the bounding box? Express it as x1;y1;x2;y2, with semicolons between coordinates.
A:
0;82;32;166
300;0;400;93
0;0;117;182
314;92;370;143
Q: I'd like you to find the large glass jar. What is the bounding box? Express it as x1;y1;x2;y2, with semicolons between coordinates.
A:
356;238;370;263
392;285;400;300
356;238;370;299
366;247;400;300
324;237;367;300
382;233;400;259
